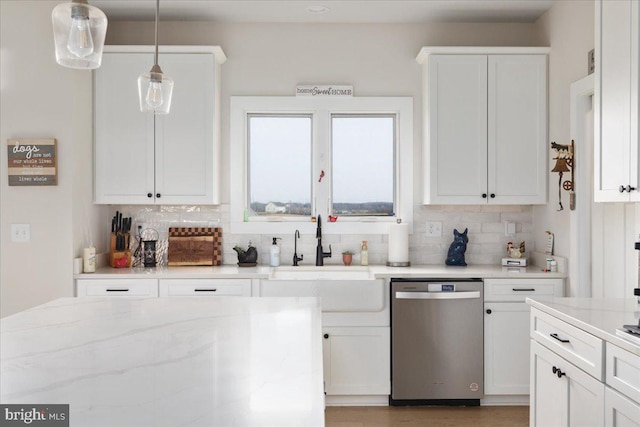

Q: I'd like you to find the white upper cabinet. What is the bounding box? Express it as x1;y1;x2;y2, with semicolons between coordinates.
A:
595;0;640;202
417;47;548;205
94;46;225;205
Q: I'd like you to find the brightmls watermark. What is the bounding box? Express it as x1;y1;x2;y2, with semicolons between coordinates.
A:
0;405;68;426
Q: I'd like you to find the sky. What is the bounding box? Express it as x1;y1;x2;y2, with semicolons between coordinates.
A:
249;115;394;205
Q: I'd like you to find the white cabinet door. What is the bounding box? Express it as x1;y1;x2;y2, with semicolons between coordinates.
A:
94;47;221;205
154;53;217;204
424;53;547;205
94;52;155;204
567;356;606;427
322;326;390;395
531;340;565;427
531;340;605;427
605;386;640;427
425;55;488;204
484;302;530;395
595;0;640;202
488;55;547;204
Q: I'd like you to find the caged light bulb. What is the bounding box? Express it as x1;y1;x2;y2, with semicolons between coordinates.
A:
67;15;94;58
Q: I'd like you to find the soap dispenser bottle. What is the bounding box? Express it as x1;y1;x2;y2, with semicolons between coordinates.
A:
270;237;281;267
360;240;369;266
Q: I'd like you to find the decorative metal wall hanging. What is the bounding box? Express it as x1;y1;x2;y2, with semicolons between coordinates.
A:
550;140;575;211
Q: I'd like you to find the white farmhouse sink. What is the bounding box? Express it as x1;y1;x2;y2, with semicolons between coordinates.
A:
269;266;373;280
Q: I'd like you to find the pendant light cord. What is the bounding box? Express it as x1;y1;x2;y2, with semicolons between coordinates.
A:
154;0;159;66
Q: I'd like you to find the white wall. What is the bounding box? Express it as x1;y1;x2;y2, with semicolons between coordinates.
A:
107;21;541;266
535;0;639;297
0;1;104;317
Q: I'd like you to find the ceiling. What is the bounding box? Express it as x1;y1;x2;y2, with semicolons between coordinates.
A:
90;0;556;24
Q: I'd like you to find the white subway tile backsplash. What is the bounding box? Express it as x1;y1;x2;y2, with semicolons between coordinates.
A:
118;204;534;266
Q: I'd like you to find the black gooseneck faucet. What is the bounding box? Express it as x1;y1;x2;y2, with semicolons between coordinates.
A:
315;215;332;266
293;229;303;266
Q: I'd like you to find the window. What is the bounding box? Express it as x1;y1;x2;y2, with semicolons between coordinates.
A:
230;96;413;234
248;114;312;216
331;115;395;216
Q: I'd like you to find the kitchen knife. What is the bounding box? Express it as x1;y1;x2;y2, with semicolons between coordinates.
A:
115;211;120;232
118;212;123;234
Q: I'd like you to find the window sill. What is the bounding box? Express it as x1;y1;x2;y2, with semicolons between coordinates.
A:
229;218;412;235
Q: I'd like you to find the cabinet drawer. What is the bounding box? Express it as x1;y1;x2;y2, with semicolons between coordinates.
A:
159;279;251;297
531;308;604;380
76;279;158;297
606;343;640;403
484;279;564;302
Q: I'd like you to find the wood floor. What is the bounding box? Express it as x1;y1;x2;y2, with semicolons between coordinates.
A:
325;406;529;427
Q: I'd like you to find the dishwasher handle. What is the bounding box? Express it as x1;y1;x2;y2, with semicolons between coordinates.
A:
395;291;481;300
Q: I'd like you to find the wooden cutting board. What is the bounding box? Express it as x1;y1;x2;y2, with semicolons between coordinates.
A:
168;227;222;266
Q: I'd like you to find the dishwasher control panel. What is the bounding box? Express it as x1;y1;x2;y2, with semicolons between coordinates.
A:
427;283;455;292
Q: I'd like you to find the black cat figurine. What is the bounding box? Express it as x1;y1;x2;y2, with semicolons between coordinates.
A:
445;228;469;266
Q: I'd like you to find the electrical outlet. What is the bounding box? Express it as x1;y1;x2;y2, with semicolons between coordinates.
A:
426;221;442;237
11;223;30;243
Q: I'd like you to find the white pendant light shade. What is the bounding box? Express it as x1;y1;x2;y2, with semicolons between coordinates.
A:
138;65;174;114
52;0;107;69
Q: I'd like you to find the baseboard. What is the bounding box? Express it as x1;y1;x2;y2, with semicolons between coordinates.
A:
481;395;529;406
325;394;529;407
325;395;389;406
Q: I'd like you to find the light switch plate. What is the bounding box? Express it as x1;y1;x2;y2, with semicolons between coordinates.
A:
426;221;442;237
504;221;516;237
11;223;30;242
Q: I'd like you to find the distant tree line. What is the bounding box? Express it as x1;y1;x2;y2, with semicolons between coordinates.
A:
251;201;393;216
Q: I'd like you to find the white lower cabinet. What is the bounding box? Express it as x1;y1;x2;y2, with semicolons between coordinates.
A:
322;326;390;396
530;340;605;427
159;279;251;297
76;279;158;297
484;279;564;399
605;386;640;427
529;306;640;427
484;302;530;394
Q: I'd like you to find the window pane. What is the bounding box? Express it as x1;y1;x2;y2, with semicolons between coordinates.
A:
248;115;312;216
331;115;395;216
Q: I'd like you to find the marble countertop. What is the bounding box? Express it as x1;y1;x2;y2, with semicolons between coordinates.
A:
0;297;324;427
527;297;640;356
75;264;566;280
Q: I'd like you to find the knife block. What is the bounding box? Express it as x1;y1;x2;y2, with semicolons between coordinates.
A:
109;233;131;268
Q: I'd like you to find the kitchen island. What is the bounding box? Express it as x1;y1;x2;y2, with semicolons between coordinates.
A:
527;297;640;426
0;297;324;426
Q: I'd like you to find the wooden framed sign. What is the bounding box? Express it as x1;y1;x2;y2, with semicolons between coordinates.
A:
7;138;57;186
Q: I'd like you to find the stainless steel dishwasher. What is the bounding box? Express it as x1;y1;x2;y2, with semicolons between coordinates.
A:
390;278;484;406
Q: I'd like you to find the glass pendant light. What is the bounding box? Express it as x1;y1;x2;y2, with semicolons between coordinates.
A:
52;0;107;69
138;0;173;114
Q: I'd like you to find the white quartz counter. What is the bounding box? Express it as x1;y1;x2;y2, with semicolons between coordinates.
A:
0;297;324;427
527;297;640;356
75;264;566;280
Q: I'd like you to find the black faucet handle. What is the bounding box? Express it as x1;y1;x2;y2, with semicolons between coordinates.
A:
324;244;332;258
293;253;303;266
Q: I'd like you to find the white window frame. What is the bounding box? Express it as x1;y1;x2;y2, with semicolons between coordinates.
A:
230;96;413;234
